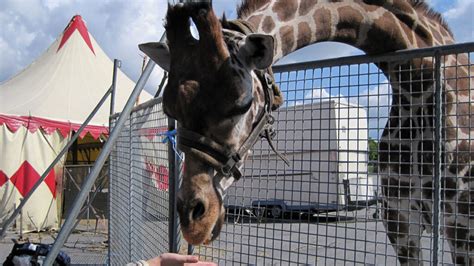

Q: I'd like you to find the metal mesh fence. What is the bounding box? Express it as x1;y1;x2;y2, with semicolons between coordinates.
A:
108;42;474;265
191;43;474;265
109;98;171;264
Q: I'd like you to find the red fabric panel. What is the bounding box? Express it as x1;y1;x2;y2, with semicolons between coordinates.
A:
10;161;38;197
0;170;7;187
44;168;57;198
0;114;108;139
57;15;95;54
9;161;57;198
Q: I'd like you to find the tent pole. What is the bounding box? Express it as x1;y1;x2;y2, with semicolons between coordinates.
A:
44;60;155;265
107;59;119;266
110;59;120;117
0;86;113;240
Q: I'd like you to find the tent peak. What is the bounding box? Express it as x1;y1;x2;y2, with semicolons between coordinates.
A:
57;15;95;55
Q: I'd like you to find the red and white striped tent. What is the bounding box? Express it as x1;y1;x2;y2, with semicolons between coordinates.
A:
0;15;152;232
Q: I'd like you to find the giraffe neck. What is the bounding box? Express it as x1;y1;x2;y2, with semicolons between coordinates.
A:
240;1;455;63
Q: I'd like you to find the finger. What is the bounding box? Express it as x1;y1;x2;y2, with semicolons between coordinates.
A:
161;253;199;262
181;255;199;263
184;262;217;266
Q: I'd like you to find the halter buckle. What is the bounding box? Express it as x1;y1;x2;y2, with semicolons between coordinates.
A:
267;114;275;124
221;154;241;177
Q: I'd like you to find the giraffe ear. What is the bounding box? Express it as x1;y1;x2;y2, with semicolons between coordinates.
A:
139;42;170;72
241;34;274;69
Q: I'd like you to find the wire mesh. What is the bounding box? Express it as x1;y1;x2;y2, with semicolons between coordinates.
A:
190;43;474;265
109;98;171;264
107;42;474;265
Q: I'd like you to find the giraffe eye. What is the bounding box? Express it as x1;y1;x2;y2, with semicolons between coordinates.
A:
225;96;253;117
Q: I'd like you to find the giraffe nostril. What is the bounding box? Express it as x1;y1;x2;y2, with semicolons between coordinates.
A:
192;201;206;221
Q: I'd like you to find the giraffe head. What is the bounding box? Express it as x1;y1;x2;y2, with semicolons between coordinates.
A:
140;3;276;245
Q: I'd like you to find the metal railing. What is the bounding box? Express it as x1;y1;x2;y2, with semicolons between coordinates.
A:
108;42;474;265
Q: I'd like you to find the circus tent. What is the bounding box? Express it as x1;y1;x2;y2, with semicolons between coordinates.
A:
0;15;152;232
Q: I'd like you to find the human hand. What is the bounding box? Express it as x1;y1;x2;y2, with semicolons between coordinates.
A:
146;253;217;266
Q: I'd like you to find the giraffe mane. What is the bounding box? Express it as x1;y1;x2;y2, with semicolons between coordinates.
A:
409;0;452;35
237;0;270;19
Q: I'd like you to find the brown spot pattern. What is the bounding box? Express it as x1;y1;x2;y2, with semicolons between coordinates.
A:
362;14;408;54
362;2;381;12
247;14;264;29
448;140;474;175
313;7;332;41
443;178;458;199
279;25;294;56
400;23;414;44
382;177;415;198
334;6;364;44
456;102;474;135
431;24;443;44
457;190;474;215
297;22;311;49
445;65;472;97
446;222;469;249
392;0;415;15
272;0;297;22
237;0;271;19
299;0;317;16
262;16;275;33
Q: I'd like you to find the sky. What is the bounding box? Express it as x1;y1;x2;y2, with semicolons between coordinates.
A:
0;0;473;138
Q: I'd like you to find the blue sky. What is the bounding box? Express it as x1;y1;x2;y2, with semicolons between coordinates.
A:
0;0;473;139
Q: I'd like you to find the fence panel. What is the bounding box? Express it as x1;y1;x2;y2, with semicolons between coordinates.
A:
109;116;132;264
190;43;474;265
109;98;172;265
108;43;474;265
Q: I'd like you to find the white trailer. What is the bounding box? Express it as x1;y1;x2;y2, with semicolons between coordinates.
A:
225;100;377;217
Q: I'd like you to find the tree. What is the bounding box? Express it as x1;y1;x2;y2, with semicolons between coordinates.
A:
368;138;378;161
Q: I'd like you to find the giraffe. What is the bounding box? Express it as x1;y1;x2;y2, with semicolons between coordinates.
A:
140;1;473;264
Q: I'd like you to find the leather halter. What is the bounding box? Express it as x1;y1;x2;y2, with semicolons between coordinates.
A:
176;20;289;198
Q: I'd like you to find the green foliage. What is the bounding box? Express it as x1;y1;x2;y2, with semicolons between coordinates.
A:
368;138;379;173
368;138;378;161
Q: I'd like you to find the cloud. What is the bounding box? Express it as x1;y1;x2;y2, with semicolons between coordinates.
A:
0;0;168;96
0;0;243;95
442;0;474;43
350;80;392;139
0;0;471;96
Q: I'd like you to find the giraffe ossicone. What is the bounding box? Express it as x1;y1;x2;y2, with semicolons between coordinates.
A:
141;1;473;264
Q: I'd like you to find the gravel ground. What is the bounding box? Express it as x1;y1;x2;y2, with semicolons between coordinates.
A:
0;221;108;265
1;211;456;265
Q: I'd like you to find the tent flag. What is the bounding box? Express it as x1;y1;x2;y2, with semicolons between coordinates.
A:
9;161;56;199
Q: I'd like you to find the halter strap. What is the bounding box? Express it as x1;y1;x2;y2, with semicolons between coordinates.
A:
176;19;289;198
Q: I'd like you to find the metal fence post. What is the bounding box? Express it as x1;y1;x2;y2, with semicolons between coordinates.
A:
432;51;443;265
107;58;119;266
110;59;120;117
129;112;134;262
168;118;180;253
